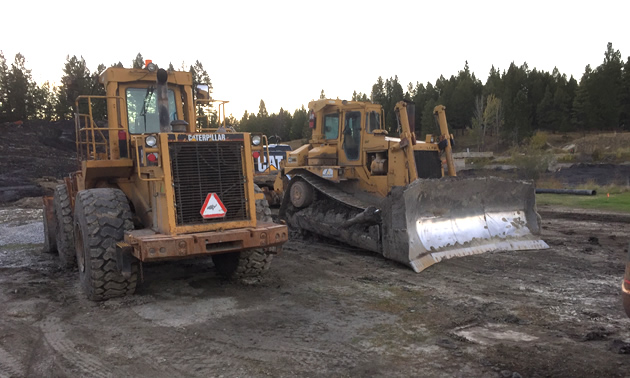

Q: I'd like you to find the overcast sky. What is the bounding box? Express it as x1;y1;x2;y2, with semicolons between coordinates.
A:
3;0;630;119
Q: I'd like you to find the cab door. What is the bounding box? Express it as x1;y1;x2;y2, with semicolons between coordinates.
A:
339;110;363;166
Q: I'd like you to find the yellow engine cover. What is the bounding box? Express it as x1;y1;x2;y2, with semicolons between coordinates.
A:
307;145;337;166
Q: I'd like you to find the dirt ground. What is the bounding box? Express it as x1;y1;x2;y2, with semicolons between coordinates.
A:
1;122;630;377
0;199;629;377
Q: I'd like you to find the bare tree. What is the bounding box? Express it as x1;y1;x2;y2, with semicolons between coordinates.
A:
471;95;485;151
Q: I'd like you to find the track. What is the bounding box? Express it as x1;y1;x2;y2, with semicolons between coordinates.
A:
281;173;382;253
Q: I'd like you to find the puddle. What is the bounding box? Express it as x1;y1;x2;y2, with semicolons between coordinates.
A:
132;297;245;327
453;323;538;345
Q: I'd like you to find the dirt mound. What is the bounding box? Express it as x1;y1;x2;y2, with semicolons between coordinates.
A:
550;132;630;155
0;120;77;203
551;163;630;187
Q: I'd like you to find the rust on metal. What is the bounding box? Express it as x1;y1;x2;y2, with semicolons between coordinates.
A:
125;222;288;261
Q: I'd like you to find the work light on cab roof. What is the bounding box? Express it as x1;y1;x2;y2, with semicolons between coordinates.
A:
145;60;158;72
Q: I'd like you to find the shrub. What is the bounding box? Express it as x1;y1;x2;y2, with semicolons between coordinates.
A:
529;131;548;150
511;145;553;181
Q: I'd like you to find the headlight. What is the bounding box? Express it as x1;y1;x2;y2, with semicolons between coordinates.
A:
252;135;261;146
146;135;158;147
147;62;158;72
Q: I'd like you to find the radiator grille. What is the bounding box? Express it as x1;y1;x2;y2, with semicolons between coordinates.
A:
169;141;248;226
414;150;442;179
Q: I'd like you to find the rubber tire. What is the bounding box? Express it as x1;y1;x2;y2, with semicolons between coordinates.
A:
42;202;57;253
255;184;273;223
212;185;274;279
74;188;138;301
53;184;76;268
289;180;314;209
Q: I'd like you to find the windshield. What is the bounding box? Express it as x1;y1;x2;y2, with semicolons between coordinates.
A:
126;87;176;134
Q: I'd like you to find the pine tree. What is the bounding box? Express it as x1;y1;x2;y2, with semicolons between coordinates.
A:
132;53;144;69
291;106;308;140
32;81;58;121
258;100;268;118
189;60;213;100
0;51;9;122
6;53;36;121
55;55;91;120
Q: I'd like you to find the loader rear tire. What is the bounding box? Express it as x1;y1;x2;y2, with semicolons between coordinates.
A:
290;180;314;209
74;188;138;301
212;250;273;279
212;185;274;279
53;184;76;268
255;184;273;223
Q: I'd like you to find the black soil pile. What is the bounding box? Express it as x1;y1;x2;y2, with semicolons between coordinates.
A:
0;120;77;202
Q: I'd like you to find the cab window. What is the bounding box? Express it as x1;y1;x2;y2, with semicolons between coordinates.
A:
367;111;381;133
323;112;339;140
126;87;176;134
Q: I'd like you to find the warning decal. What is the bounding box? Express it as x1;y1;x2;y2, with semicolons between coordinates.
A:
200;193;227;219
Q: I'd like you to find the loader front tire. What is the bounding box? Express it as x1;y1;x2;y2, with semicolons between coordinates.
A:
73;188;138;301
53;184;76;268
212;185;274;279
42;202;57;253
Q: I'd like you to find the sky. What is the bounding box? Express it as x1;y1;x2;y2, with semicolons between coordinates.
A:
3;0;630;120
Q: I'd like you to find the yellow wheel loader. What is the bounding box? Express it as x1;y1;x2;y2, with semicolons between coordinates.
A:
278;99;547;272
42;63;287;300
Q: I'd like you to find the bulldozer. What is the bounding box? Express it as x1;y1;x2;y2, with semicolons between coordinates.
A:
42;62;288;300
278;99;548;272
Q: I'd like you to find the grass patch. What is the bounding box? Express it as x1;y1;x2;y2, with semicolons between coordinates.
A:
536;188;630;212
556;153;576;163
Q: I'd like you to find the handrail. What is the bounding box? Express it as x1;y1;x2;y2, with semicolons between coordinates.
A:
74;95;128;162
195;99;230;132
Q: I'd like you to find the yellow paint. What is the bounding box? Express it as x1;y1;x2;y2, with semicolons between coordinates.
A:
71;65;264;238
283;99;453;198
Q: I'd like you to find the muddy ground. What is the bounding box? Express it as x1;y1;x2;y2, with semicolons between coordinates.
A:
1;121;630;377
0;200;629;377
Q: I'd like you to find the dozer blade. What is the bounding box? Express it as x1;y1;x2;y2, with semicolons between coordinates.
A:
382;177;548;273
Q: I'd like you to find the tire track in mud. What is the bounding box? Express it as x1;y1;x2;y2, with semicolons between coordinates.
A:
40;313;360;376
0;345;24;378
118;313;364;376
40;317;116;378
39;316;184;377
151;333;361;376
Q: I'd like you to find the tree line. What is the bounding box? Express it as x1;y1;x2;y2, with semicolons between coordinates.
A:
0;52;212;124
1;43;629;149
242;43;630;148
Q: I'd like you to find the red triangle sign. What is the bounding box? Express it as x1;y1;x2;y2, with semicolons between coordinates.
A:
200;193;227;219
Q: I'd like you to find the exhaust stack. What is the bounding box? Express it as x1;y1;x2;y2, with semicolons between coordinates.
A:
156;68;170;132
